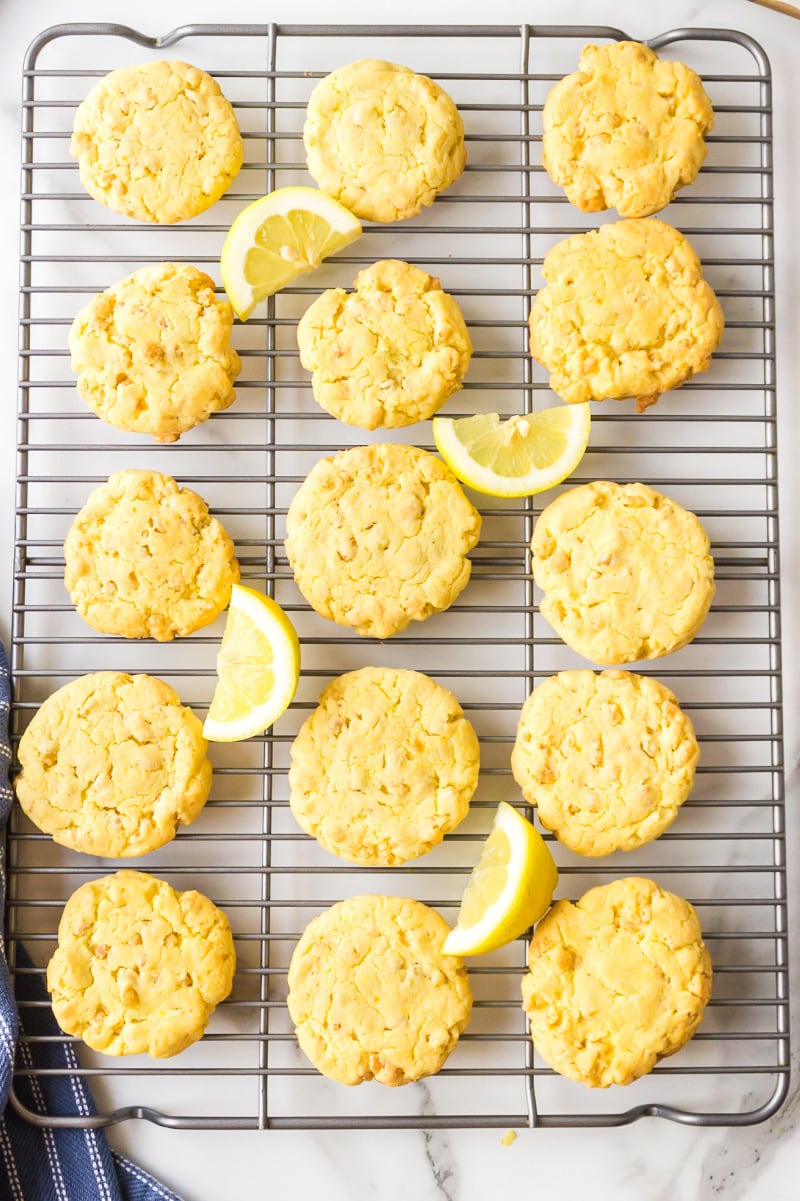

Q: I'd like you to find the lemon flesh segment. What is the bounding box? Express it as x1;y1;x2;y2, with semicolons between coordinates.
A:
442;801;558;956
221;186;362;319
432;405;591;498
203;584;300;742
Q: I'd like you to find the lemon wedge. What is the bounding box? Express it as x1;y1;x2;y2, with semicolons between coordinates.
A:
221;186;362;319
432;404;591;498
203;584;300;742
442;802;558;956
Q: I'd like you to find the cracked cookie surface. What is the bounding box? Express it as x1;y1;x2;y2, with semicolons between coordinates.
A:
284;443;481;639
529;218;724;407
303;59;466;223
47;870;236;1057
15;671;212;858
543;41;714;218
71;60;243;223
70;263;241;443
531;481;715;665
511;669;699;857
289;667;479;865
521;876;712;1087
287;894;472;1085
297;260;472;429
64;469;240;641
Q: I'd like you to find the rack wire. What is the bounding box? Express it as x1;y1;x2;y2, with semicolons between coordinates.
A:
8;22;788;1130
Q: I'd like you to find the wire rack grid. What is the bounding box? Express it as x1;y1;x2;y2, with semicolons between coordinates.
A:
7;21;788;1131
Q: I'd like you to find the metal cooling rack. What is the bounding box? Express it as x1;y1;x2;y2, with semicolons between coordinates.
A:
8;22;788;1130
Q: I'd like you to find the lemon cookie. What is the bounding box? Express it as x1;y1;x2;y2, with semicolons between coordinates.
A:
15;672;212;858
69;263;240;444
543;42;714;218
531;481;715;664
304;59;466;223
511;670;699;856
297;260;472;429
529;218;724;409
287;894;472;1085
71;60;243;223
284;443;481;639
64;469;240;641
289;667;479;865
47;871;235;1058
521;876;712;1087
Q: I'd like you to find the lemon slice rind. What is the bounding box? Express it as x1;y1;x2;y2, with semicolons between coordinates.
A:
432;404;591;498
203;583;300;743
442;801;558;957
221;186;362;319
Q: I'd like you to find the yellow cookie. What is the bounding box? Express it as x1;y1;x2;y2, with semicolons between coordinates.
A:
529;218;724;408
531;481;715;664
304;59;466;223
287;895;472;1085
511;670;699;856
543;42;714;217
284;443;481;639
47;871;236;1057
64;469;240;641
521;876;712;1087
15;672;212;858
71;60;243;223
70;263;241;443
297;260;472;429
289;667;479;865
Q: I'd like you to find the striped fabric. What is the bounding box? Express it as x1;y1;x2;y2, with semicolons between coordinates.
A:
0;643;183;1201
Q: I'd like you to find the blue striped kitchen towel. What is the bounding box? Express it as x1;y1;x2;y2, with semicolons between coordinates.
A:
0;642;184;1201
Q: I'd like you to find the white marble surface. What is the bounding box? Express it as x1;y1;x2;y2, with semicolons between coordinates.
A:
0;0;798;1197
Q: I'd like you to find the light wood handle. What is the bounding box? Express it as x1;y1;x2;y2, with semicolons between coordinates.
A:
746;0;800;19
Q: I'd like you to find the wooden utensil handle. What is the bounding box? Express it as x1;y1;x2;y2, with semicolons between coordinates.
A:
746;0;800;20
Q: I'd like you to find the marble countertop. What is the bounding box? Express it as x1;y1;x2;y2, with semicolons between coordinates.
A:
0;0;798;1197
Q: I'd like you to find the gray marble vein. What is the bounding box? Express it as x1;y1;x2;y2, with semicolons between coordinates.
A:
419;1081;458;1201
697;1067;799;1200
